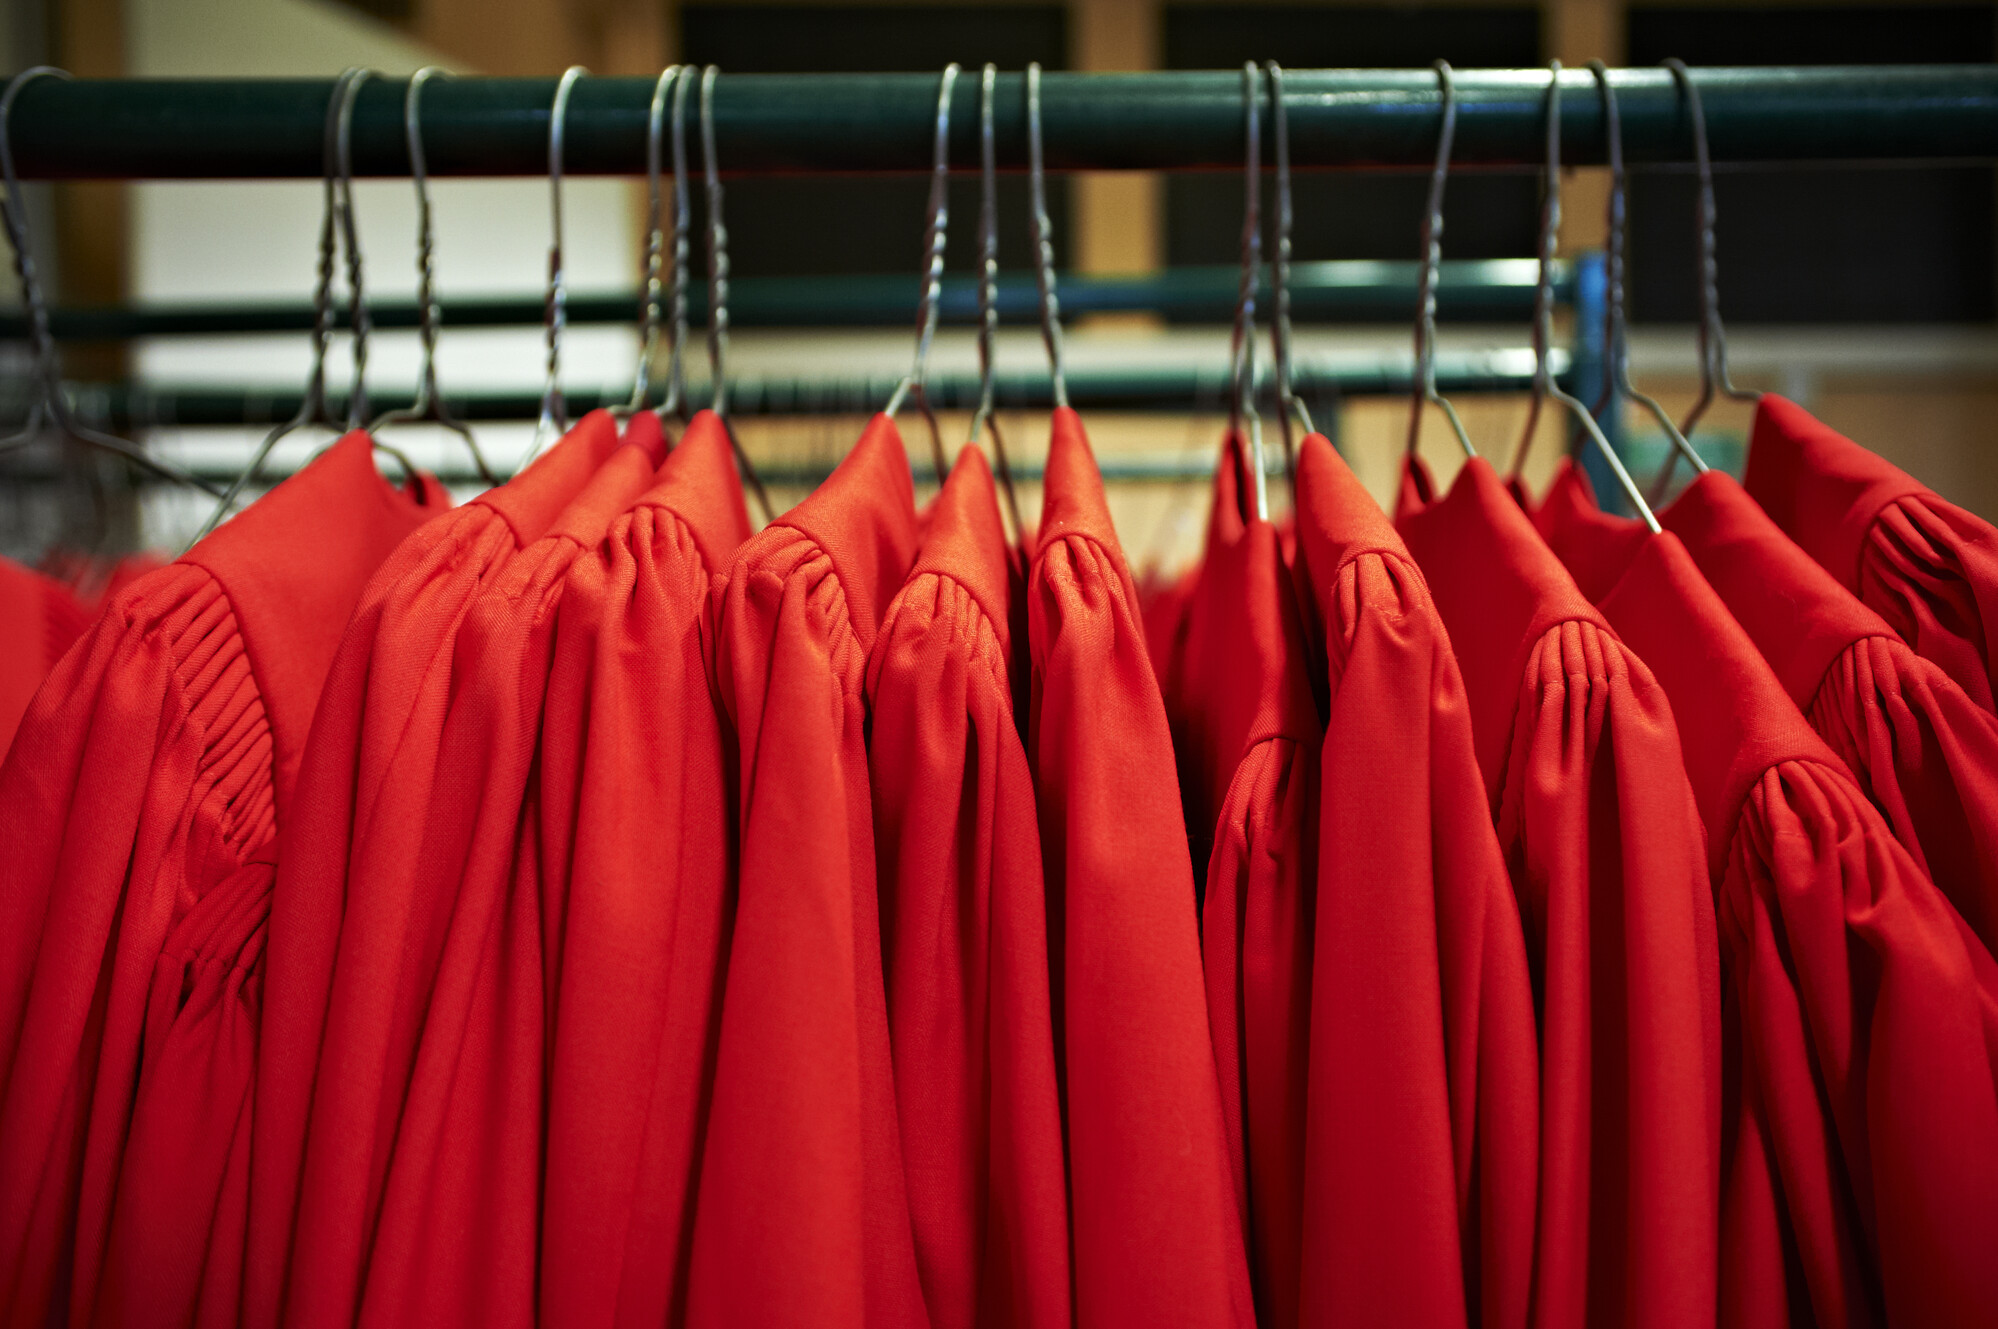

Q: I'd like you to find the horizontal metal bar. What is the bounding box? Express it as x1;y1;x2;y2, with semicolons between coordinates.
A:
4;259;1566;339
10;68;1994;180
25;350;1553;429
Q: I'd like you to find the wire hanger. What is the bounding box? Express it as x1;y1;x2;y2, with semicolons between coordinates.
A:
697;66;773;521
1265;60;1310;487
1405;61;1477;463
966;63;1026;540
1226;61;1270;524
619;65;687;422
367;67;497;485
0;66;221;496
1649;57;1758;504
1506;61;1661;533
1584;61;1706;486
191;67;409;543
883;62;959;484
524;65;586;463
1026;62;1068;411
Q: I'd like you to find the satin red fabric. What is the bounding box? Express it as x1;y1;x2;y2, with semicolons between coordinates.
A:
693;412;926;1327
536;412;751;1328
866;445;1070;1329
1028;407;1255;1328
1398;455;1722;1329
1745;394;1998;714
0;434;445;1329
250;412;622;1329
1288;435;1539;1329
1537;494;1998;1329
0;557;86;757
1552;462;1998;962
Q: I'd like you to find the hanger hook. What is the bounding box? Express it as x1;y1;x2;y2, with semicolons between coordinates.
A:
695;67;772;522
1026;62;1068;410
528;65;587;460
968;64;1026;540
1584;61;1707;494
1405;61;1476;462
884;62;958;485
1502;62;1659;532
1226;61;1270;523
333;69;376;431
623;65;682;417
1649;58;1754;504
1265;60;1309;484
366;67;497;484
663;65;696;423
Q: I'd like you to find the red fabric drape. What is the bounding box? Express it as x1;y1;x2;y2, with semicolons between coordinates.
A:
1398;456;1721;1329
0;557;87;758
1027;407;1255;1328
866;445;1070;1329
0;434;444;1329
249;413;621;1329
1283;435;1544;1329
691;412;926;1327
1745;394;1998;714
1538;494;1998;1329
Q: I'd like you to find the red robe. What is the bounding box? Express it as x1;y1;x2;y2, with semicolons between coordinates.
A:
0;556;87;758
1289;434;1539;1329
1167;434;1321;1328
1556;462;1998;962
1744;394;1998;714
866;445;1070;1329
536;412;751;1329
249;412;622;1329
0;434;445;1329
341;423;667;1327
1026;407;1255;1328
1538;494;1998;1329
1398;456;1722;1329
691;413;926;1328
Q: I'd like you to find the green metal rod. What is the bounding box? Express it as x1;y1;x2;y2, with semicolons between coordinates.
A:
9;68;1995;180
24;350;1556;426
0;259;1568;339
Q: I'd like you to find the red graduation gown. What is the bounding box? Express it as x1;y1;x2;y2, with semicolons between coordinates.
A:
535;411;750;1329
0;557;87;758
347;425;666;1327
1576;462;1998;962
1290;434;1539;1329
691;413;926;1328
1744;394;1998;714
1398;456;1722;1329
1026;407;1255;1328
1168;434;1321;1329
249;412;622;1329
866;445;1070;1329
0;434;444;1329
1538;495;1998;1329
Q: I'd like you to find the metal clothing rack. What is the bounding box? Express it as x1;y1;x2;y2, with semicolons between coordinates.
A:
9;68;1995;178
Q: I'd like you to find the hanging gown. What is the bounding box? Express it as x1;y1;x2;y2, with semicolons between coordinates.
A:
1166;433;1321;1329
0;556;88;757
1554;462;1998;962
335;421;668;1328
249;411;623;1329
689;413;926;1328
0;434;446;1329
1026;406;1256;1328
1397;455;1721;1329
1744;394;1998;714
1288;434;1539;1329
866;445;1070;1329
1537;493;1998;1329
535;411;751;1329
